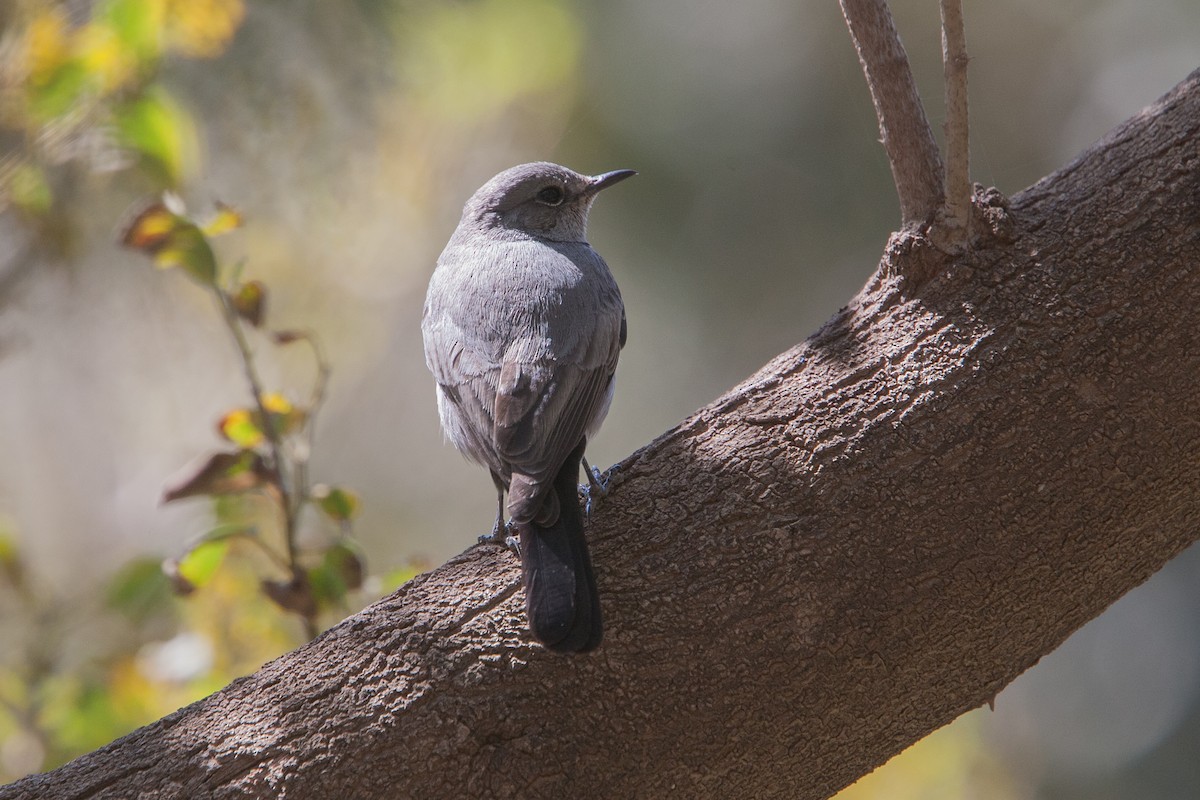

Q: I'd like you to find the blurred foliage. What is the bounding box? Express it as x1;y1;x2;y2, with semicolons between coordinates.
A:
0;0;242;220
834;713;1017;800
0;526;424;780
0;0;577;781
397;0;581;121
120;195;370;638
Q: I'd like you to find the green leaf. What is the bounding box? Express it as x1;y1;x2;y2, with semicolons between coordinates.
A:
106;557;174;621
307;542;364;608
174;538;230;589
306;560;347;608
8;162;53;214
26;60;89;121
0;529;24;590
113;88;197;186
192;522;257;545
97;0;165;63
325;541;365;591
313;485;361;522
152;223;216;284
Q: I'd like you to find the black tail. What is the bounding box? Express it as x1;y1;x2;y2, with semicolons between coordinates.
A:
518;444;603;653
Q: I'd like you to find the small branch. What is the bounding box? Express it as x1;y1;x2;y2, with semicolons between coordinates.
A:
840;0;944;227
938;0;971;249
212;287;295;537
211;288;317;639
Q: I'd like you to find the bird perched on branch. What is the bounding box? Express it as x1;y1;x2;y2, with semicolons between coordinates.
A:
422;162;634;652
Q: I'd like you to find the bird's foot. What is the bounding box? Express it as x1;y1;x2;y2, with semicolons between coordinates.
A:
478;520;518;554
581;461;619;518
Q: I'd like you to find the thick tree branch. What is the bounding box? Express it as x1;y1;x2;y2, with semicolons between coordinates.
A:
937;0;971;249
6;71;1200;800
840;0;945;226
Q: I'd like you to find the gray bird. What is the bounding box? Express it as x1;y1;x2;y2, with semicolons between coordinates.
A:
422;162;634;652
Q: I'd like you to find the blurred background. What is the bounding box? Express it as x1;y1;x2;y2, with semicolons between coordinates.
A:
0;0;1198;795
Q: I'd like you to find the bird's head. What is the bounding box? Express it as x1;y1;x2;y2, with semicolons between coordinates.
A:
462;162;636;243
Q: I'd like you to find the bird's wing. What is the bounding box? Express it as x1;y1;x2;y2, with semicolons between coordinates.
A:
497;244;623;521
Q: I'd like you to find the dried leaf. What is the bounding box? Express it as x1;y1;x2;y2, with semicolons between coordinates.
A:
262;574;316;617
119;199;216;284
162;450;269;503
161;557;196;595
230;280;265;327
270;330;308;346
119;201;179;253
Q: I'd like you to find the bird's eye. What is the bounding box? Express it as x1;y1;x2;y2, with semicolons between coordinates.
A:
535;186;565;206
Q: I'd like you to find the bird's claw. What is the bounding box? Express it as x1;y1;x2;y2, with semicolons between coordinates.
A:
581;463;619;518
478;520;518;552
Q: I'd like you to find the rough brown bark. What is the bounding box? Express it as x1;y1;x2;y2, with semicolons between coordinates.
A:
5;71;1200;800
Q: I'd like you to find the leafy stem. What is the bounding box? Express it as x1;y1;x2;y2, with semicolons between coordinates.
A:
121;197;362;642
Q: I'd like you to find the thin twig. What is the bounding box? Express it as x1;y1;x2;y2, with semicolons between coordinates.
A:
939;0;971;249
211;287;317;639
211;287;296;542
839;0;944;227
284;331;331;527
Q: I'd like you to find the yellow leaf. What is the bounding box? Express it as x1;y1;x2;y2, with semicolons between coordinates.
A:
218;408;265;448
77;20;138;93
260;393;306;437
260;393;292;415
202;202;244;237
120;202;184;254
165;0;246;59
23;8;71;85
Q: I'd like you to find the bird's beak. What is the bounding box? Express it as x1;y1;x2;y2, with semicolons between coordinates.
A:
585;169;637;195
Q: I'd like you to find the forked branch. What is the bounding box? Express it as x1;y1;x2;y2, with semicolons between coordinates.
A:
839;0;944;226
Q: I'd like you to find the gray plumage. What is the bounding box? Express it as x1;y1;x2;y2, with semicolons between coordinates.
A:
422;162;633;652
